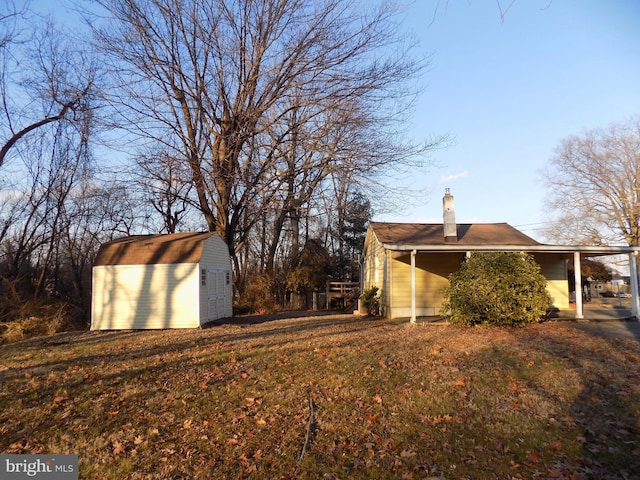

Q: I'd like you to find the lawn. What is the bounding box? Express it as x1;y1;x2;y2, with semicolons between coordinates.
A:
1;315;639;479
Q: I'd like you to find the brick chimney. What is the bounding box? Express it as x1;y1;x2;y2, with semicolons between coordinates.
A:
443;188;457;242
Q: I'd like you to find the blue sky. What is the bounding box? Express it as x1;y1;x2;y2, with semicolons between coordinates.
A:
379;1;640;241
31;1;640;242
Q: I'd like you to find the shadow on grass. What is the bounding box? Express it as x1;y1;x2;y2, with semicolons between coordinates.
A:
0;312;385;457
519;327;640;478
0;313;381;381
623;320;640;342
204;309;344;326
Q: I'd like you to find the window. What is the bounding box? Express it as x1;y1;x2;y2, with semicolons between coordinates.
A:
201;269;207;286
225;271;231;285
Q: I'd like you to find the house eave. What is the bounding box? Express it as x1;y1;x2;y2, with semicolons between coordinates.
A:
379;243;639;257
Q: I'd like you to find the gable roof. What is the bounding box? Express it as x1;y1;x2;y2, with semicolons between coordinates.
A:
94;232;218;266
370;222;542;248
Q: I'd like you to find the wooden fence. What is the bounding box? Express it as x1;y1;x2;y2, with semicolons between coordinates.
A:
326;281;360;309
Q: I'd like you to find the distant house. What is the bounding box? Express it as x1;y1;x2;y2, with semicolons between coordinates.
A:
91;232;232;330
362;190;640;321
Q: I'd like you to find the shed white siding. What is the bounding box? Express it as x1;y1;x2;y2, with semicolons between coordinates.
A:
92;262;200;329
199;235;233;322
91;232;233;330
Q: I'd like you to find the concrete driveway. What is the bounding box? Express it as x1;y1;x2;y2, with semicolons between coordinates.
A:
559;298;640;341
564;318;640;341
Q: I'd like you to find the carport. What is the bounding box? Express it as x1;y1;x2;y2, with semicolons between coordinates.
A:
569;247;640;320
395;244;640;322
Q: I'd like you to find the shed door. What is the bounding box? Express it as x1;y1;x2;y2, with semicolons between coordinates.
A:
207;269;227;320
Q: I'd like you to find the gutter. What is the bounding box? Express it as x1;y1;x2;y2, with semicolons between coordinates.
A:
379;243;639;256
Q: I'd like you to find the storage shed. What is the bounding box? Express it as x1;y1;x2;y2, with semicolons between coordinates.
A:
91;232;232;330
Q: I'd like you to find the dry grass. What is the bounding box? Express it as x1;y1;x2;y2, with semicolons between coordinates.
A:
0;302;85;344
1;315;639;479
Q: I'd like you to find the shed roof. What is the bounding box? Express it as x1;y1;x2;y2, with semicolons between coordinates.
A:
94;232;218;266
370;222;542;247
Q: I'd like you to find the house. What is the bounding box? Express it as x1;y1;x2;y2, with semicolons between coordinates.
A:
362;189;640;321
91;232;232;330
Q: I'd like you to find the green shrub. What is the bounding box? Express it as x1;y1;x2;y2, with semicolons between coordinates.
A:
360;286;380;316
442;252;552;327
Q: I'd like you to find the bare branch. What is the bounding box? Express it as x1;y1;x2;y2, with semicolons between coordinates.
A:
540;116;640;247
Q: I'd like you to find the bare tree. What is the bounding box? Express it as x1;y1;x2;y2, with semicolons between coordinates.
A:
540;116;640;246
0;15;118;322
89;0;435;262
0;1;27;50
132;150;196;233
0;17;97;169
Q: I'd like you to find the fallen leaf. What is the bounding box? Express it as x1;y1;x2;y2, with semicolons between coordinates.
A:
527;451;541;462
53;390;68;405
452;377;466;388
400;449;416;458
112;441;125;455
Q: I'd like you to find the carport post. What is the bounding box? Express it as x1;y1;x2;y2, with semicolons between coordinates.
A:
574;251;583;319
629;252;639;319
410;249;417;324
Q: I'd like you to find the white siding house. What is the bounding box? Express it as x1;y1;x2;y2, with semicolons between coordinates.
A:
91;232;232;330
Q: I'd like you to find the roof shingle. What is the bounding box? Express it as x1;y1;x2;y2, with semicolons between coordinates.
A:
369;222;541;247
94;232;216;266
